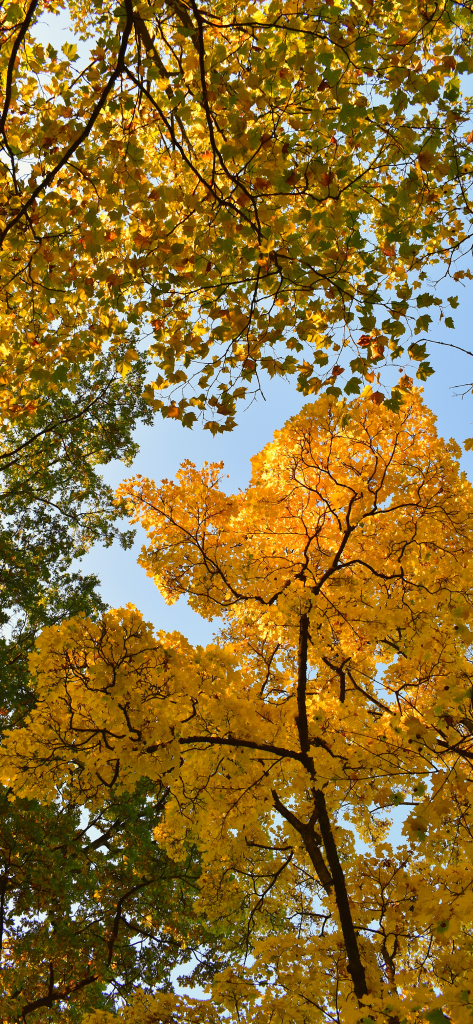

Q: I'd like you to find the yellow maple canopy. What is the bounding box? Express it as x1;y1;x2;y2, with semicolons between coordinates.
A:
2;394;473;1023
0;0;472;427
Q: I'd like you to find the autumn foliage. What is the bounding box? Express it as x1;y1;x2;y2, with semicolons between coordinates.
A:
0;0;473;427
2;0;473;1017
3;394;473;1023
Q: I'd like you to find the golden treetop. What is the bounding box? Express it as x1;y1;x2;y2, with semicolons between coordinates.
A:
119;392;473;631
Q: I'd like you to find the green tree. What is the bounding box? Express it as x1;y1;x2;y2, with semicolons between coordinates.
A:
0;346;151;716
0;781;228;1022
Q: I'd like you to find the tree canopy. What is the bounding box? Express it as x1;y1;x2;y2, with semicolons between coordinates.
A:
0;782;223;1023
0;0;473;429
3;0;473;1016
3;393;473;1023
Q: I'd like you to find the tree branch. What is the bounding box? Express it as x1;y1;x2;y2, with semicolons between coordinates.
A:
0;383;111;469
296;611;310;751
176;734;308;762
0;0;134;245
0;0;41;140
20;972;97;1019
271;788;333;893
312;787;368;1001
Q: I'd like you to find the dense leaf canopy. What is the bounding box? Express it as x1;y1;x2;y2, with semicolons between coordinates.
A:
3;0;473;1016
0;0;473;428
0;781;229;1022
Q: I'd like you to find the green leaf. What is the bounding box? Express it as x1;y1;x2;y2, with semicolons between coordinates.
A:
408;342;427;361
416;292;436;308
416;361;434;381
313;351;329;366
52;364;68;383
391;791;404;805
382;319;406;338
324;68;341;86
445;316;455;329
444;83;459;101
127;143;145;164
350;357;366;374
426;1009;450;1024
415;314;432;332
344;376;362;395
4;3;23;23
359;314;376;331
384;388;404;413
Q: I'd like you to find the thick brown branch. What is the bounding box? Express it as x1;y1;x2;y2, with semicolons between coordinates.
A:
312;788;368;1001
20;973;97;1019
107;880;152;965
0;0;41;140
271;789;333;893
0;870;8;958
382;936;398;990
166;0;199;47
174;731;337;765
296;611;310;751
176;734;307;762
0;384;110;469
132;12;171;80
322;655;351;704
190;0;218;182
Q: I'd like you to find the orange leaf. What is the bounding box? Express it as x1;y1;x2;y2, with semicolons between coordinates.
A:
370;390;384;405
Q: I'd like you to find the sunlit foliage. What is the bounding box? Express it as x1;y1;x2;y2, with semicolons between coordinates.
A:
0;0;472;428
3;395;473;1022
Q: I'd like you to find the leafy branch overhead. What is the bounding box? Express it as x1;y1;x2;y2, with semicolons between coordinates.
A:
0;0;472;428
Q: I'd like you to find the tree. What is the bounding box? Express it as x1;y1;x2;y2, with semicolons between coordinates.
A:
0;345;153;717
2;393;473;1023
0;617;242;1023
0;780;230;1023
0;346;241;1023
0;0;473;429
